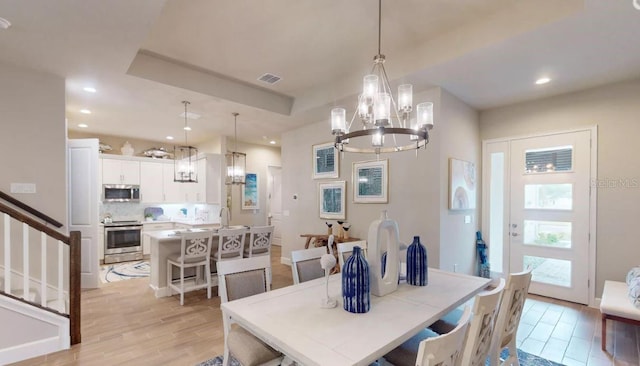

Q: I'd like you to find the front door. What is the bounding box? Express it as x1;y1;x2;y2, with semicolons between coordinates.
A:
509;130;592;304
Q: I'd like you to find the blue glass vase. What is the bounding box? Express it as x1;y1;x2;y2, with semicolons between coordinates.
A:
406;236;428;286
342;246;370;313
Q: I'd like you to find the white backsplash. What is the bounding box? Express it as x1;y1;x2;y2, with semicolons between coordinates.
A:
100;201;220;222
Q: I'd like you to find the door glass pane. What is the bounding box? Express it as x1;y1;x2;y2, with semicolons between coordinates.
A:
524;184;572;210
524;220;572;248
524;255;571;287
525;146;572;173
489;152;504;274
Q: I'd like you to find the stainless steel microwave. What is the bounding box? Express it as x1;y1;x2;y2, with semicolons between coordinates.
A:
102;184;140;202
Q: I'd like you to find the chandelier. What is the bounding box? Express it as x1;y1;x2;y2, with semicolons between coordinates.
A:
174;101;198;183
225;112;246;185
331;0;434;155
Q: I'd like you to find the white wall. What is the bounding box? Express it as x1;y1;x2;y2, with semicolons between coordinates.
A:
281;87;481;274
480;78;640;296
226;140;281;227
0;62;67;228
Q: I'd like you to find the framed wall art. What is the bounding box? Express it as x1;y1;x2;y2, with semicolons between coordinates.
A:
353;159;389;203
312;142;339;179
242;172;259;210
449;158;476;210
318;181;346;219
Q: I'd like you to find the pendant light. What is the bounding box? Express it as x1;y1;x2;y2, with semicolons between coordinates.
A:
174;101;198;183
225;112;246;185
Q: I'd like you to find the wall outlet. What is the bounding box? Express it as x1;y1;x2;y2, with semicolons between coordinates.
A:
10;183;36;194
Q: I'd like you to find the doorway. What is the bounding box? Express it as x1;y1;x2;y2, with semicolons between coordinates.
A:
482;128;596;304
267;166;282;246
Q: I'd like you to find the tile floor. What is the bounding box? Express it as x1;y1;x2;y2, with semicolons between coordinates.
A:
518;294;639;365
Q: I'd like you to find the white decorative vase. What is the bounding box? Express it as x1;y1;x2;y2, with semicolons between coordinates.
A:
367;210;400;297
121;141;134;156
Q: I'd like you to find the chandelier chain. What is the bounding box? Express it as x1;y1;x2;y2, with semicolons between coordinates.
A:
182;100;190;146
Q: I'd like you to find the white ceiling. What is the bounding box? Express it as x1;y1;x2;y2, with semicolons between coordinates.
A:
1;0;640;147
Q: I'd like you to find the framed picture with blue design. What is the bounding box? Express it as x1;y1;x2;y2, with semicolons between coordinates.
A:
353;159;388;203
242;173;259;210
312;142;339;179
318;181;346;219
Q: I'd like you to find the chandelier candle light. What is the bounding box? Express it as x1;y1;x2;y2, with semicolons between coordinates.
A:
331;0;435;156
225;112;246;185
174;101;198;183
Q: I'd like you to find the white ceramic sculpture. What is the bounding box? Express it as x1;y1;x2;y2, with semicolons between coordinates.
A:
367;210;400;297
320;235;338;308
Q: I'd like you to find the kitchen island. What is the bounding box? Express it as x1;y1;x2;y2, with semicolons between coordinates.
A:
144;226;249;298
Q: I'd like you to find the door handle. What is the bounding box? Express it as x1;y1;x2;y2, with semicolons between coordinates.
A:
511;232;519;237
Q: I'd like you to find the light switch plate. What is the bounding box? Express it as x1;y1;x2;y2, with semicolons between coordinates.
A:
11;183;36;194
464;215;471;224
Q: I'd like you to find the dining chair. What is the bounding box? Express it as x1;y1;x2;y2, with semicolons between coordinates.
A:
211;227;247;273
488;269;532;366
337;240;368;269
166;230;214;305
460;278;506;366
290;247;328;284
217;256;282;366
244;225;274;258
383;306;472;366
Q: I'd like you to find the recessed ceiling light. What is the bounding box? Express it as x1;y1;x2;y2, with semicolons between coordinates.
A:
535;77;551;85
83;87;97;93
80;109;91;114
269;140;276;145
78;123;88;128
0;17;10;30
166;136;174;140
183;126;192;131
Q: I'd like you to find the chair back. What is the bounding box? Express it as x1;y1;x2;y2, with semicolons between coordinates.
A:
488;269;532;365
217;256;271;303
216;227;247;261
336;240;367;269
460;278;505;366
245;225;274;258
291;247;327;284
416;306;472;366
179;230;214;264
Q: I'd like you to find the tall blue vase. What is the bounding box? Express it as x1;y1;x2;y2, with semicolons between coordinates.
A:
342;246;370;313
406;236;428;286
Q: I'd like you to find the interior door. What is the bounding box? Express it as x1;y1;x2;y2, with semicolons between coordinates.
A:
267;166;282;246
68;139;99;288
509;130;591;304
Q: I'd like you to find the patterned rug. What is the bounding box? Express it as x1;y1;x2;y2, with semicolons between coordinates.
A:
100;261;150;283
195;349;565;366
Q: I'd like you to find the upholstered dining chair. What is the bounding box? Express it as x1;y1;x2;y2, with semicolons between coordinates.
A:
211;227;247;273
244;225;274;258
337;240;368;269
290;247;328;284
217;256;282;366
383;306;472;366
166;230;214;305
488;269;532;366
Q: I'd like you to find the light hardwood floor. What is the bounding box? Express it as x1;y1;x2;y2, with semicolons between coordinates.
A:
11;246;640;365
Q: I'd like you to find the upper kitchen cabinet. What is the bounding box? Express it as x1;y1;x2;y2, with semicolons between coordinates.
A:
140;161;164;203
102;158;140;185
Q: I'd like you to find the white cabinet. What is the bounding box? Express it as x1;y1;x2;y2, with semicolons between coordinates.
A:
102;158;140;185
162;163;184;203
142;222;175;255
140;161;164;203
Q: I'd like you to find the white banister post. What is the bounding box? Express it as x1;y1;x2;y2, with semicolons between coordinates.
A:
58;241;64;310
3;214;10;294
41;232;47;307
23;223;29;300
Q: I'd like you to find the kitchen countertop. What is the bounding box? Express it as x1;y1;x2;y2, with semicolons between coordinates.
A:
143;225;249;241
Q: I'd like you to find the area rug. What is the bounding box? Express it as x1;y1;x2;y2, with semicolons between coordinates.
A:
195;349;565;366
100;261;150;283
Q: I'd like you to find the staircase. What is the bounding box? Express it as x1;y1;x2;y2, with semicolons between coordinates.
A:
0;191;80;364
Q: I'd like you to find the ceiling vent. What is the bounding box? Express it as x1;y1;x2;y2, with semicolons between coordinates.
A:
258;73;282;85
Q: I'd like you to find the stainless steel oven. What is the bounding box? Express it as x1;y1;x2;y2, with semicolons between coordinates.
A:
104;221;143;264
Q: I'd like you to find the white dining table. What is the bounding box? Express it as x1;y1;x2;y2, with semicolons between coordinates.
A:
221;268;491;366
